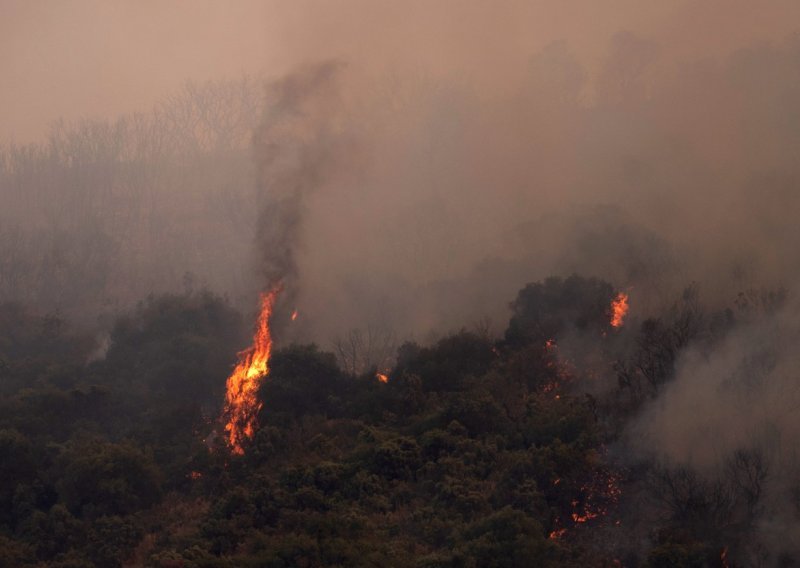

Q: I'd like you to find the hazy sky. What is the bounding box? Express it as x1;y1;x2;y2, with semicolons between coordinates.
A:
4;0;800;143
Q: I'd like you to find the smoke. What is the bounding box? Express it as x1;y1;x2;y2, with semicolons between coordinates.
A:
269;29;800;345
618;291;800;560
4;2;800;339
631;304;797;471
251;61;351;310
236;21;800;558
4;0;800;561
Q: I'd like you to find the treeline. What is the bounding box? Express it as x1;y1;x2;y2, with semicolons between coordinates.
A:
0;275;790;566
0;78;262;317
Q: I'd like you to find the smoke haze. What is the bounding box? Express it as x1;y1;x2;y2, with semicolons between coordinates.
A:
2;0;800;333
5;1;800;563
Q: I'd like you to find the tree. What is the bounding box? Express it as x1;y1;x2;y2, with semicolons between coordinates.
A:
333;325;396;376
505;275;616;347
58;441;162;518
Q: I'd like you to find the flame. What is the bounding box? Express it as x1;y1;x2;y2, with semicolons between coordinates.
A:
610;292;629;328
548;528;567;540
222;286;280;455
291;309;298;321
376;372;389;383
571;469;622;525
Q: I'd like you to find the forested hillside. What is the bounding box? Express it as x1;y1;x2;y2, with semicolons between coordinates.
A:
0;276;784;566
4;15;800;566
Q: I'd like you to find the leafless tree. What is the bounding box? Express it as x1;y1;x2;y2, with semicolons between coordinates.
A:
0;77;263;314
333;324;397;376
726;448;769;523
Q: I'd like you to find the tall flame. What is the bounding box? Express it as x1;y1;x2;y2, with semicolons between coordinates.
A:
223;286;280;454
610;292;629;328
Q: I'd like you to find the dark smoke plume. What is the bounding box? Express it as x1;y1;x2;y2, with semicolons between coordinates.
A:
252;61;351;312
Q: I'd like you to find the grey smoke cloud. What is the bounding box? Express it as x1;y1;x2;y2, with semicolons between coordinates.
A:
3;3;800;340
252;61;350;299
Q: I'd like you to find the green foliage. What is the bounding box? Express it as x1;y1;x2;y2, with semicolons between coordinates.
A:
0;534;35;566
102;291;244;405
0;277;727;565
395;331;495;392
646;530;711;568
57;441;162;518
505;274;615;346
370;437;422;480
459;507;553;567
0;303;91;395
259;344;345;422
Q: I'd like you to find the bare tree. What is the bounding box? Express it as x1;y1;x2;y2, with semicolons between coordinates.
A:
333;324;397;376
726;448;769;523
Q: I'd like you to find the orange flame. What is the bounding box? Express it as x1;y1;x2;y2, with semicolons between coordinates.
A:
222;286;280;455
610;292;629;328
291;309;298;321
376;372;389;383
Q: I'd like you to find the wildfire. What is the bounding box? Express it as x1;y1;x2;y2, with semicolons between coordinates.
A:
376;372;389;383
291;309;298;321
549;466;623;540
610;292;629;328
222;286;281;455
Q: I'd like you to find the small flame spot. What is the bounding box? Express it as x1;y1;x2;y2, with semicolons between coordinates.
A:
549;528;567;540
376;372;389;383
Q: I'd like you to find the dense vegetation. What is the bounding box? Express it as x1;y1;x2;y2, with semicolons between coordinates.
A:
1;275;783;567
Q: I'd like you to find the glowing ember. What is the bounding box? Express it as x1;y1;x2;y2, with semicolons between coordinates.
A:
572;469;622;526
222;286;281;455
610;292;629;328
291;309;298;321
376;372;389;383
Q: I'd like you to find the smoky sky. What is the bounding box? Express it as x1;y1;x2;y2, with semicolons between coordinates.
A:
5;3;800;559
4;0;800;143
3;1;800;339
